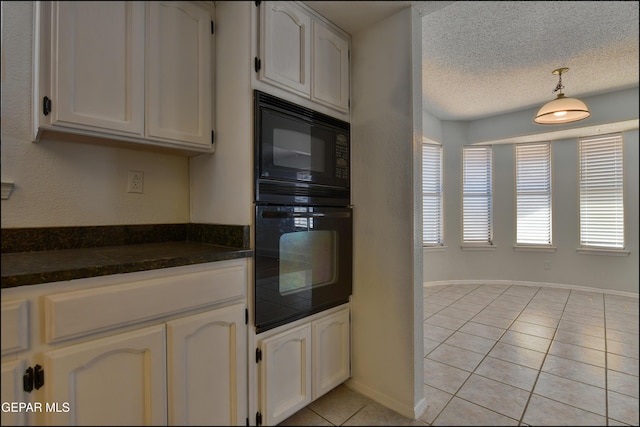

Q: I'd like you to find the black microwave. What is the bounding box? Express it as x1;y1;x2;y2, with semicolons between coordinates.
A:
254;90;350;206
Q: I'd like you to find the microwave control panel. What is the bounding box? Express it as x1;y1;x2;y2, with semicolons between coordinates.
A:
335;133;349;181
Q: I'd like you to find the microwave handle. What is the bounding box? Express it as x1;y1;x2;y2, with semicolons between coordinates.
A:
261;211;351;219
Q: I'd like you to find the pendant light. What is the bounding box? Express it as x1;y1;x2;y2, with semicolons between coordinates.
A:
534;67;590;124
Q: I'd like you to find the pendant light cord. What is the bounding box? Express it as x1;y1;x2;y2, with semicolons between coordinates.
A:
553;72;564;95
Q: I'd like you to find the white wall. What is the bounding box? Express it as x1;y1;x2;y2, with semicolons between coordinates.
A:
1;2;190;228
350;6;425;419
423;88;639;294
189;1;254;227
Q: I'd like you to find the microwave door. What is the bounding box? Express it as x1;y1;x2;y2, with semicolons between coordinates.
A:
260;109;336;186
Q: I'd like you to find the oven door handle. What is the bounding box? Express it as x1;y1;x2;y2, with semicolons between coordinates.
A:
261;211;351;219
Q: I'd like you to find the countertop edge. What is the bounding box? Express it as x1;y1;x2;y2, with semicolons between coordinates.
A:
1;244;253;289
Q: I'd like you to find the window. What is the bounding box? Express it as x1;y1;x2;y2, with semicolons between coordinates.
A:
579;133;624;249
462;146;493;245
422;140;443;246
515;142;552;246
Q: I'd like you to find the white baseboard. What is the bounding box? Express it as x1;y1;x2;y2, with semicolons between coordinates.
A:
423;279;639;299
343;378;422;420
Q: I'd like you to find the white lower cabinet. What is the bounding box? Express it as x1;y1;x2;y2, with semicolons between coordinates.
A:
43;324;168;425
42;302;248;426
167;304;247;426
311;308;350;400
1;359;29;426
256;305;350;426
0;260;249;426
259;324;312;426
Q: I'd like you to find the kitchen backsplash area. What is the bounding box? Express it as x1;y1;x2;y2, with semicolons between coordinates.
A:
1;223;252;288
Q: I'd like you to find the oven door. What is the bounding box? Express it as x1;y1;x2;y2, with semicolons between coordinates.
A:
254;205;352;334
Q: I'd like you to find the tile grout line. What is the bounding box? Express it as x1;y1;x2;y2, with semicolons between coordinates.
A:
426;284;615;424
425;284;634;424
515;285;569;426
428;283;529;425
603;292;609;424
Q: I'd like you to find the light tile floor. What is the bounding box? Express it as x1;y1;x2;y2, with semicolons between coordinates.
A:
279;283;639;426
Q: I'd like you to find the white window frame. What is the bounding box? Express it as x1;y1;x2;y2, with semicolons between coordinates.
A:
462;146;494;249
422;138;444;247
514;142;554;250
578;133;628;256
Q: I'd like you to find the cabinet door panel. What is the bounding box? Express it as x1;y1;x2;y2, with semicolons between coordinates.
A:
1;360;28;426
146;1;212;147
312;308;350;399
53;1;144;136
43;325;167;426
167;304;247;426
260;324;312;426
312;20;350;112
261;1;311;96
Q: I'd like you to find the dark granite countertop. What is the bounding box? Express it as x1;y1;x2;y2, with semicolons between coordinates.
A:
1;224;252;289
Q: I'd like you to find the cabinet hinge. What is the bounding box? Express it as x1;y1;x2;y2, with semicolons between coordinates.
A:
245;308;249;325
256;411;262;426
211;130;215;144
254;57;261;73
255;1;262;7
255;347;262;363
246;417;249;426
43;96;52;116
211;20;214;35
23;365;44;393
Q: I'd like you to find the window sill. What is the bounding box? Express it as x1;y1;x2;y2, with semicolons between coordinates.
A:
423;245;447;252
514;245;557;253
461;245;496;251
577;248;630;257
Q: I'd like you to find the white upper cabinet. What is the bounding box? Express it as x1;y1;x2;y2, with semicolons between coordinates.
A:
260;1;311;98
50;1;145;137
257;1;350;115
311;19;350;112
34;1;215;155
146;1;213;147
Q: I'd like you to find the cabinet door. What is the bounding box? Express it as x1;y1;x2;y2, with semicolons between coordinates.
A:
146;1;213;148
43;324;167;426
311;20;350;112
259;324;312;426
312;308;350;399
52;1;145;136
260;1;311;97
1;359;29;426
167;304;247;426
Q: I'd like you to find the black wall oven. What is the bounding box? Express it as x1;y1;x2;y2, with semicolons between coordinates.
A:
254;91;352;334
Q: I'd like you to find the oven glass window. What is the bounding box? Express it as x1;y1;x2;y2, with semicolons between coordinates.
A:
273;128;326;172
279;230;337;294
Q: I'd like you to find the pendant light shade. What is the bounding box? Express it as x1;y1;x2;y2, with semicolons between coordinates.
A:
534;68;590;124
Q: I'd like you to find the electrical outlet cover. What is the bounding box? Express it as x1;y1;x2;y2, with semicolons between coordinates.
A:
127;170;144;193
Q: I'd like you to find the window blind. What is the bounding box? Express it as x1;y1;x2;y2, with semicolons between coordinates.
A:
579;133;624;249
422;142;443;245
463;146;493;244
516;142;552;245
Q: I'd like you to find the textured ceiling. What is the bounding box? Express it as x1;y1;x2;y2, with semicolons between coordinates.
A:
305;1;639;121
